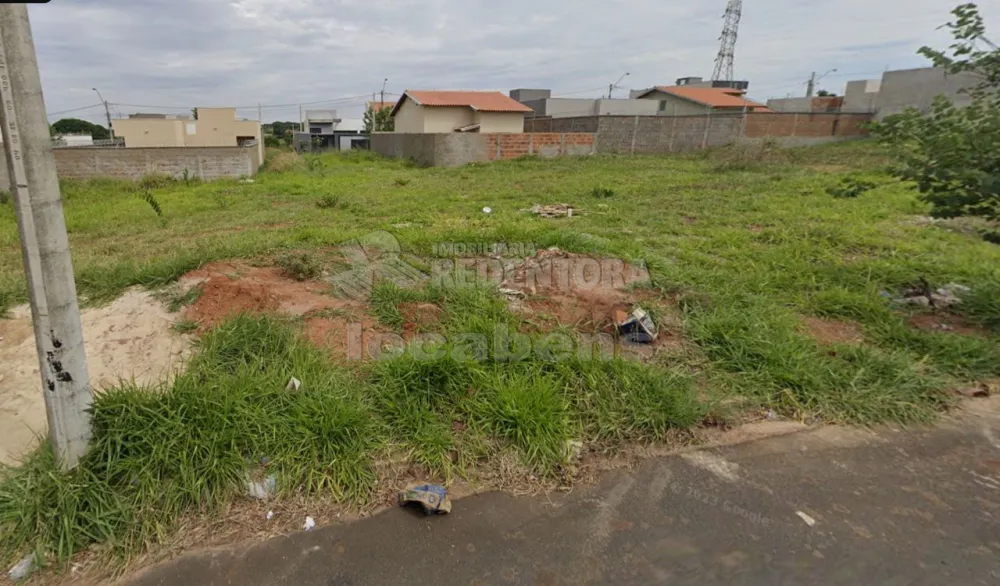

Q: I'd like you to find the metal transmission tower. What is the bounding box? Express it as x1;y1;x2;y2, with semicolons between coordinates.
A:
711;0;743;81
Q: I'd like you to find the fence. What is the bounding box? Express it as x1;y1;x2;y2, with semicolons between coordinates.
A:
525;111;872;154
371;132;595;167
0;145;261;191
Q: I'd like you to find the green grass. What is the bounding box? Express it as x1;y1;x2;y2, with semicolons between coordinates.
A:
2;142;1000;569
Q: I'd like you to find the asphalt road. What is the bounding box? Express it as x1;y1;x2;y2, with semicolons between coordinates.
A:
127;398;1000;586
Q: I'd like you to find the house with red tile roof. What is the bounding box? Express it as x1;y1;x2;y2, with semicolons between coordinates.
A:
632;86;771;115
390;90;533;133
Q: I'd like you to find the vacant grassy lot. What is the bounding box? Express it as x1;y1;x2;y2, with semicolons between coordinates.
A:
2;143;999;570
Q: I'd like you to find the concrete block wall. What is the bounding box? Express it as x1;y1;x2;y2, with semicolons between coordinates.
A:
524;116;600;133
372;132;595;167
594;115;744;154
0;146;259;191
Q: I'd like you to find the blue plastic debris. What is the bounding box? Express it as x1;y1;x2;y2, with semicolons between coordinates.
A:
398;483;452;515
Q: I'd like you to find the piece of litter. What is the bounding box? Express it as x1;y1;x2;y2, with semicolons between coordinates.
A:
498;288;525;298
616;307;658;343
766;410;778;420
796;511;816;527
303;516;316;531
482;207;492;214
285;377;302;391
8;554;35;582
524;203;580;218
239;178;255;184
266;510;274;520
399;483;452;515
247;474;277;500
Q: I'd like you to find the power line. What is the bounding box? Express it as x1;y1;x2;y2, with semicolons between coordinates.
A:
46;103;104;117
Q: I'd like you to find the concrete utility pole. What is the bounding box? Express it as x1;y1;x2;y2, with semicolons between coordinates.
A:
0;4;92;469
607;72;630;99
380;78;388;107
806;72;816;97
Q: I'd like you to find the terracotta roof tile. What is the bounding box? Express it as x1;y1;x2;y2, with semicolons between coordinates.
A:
394;91;533;114
653;86;767;109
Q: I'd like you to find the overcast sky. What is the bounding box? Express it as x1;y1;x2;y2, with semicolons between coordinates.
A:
28;0;998;125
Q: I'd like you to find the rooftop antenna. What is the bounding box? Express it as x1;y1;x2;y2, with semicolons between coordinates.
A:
711;0;742;81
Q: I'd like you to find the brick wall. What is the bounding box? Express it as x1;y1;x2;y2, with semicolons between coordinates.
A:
484;133;595;160
743;113;870;138
51;146;259;182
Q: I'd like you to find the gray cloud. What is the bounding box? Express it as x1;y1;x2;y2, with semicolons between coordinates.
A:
26;0;998;124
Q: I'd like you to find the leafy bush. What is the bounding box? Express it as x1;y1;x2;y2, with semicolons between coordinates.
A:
869;3;1000;221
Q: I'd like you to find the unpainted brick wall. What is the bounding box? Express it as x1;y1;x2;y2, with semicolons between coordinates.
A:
743;113;871;138
484;133;595;160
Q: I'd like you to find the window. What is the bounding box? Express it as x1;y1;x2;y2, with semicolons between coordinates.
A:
185;123;196;135
309;127;322;134
658;100;667;112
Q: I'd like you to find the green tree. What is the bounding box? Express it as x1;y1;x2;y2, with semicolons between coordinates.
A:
51;118;110;140
816;89;836;97
869;3;1000;223
363;104;394;134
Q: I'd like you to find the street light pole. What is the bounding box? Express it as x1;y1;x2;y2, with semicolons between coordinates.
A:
0;3;92;469
380;77;388;107
806;68;837;97
91;87;112;138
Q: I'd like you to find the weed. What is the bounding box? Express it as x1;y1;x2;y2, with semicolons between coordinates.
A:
161;285;202;313
394;178;411;187
590;187;616;198
827;177;877;199
139;189;163;217
171;318;199;334
316;195;341;209
137;174;174;190
276;251;321;281
0;190;9;205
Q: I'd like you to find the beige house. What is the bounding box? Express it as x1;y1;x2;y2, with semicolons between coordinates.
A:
112;107;263;162
390;91;532;133
633;86;771;115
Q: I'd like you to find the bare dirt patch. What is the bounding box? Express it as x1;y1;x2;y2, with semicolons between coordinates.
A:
182;262;357;331
0;290;191;465
908;313;988;337
799;316;865;345
399;302;444;337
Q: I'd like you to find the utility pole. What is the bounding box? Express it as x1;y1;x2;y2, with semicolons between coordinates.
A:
380;78;388;107
257;102;262;122
607;72;630;99
91;87;112;138
806;68;837;98
0;4;92;469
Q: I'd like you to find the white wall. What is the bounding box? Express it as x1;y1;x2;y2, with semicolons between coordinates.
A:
473;111;524;133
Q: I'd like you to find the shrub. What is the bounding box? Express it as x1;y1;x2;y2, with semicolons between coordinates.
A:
276;251;322;281
316;195;341;209
827;177;876;199
869;3;1000;221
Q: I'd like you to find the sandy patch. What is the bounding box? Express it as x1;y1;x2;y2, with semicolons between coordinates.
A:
0;290;191;464
799;316;865;345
